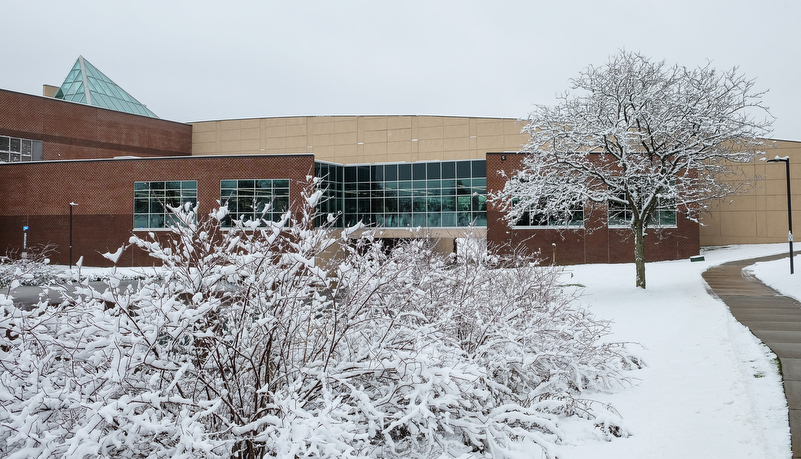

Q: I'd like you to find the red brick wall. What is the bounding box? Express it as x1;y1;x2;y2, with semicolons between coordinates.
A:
486;152;700;264
0;155;315;267
0;89;192;160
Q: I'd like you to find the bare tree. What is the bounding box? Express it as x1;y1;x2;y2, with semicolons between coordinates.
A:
495;51;773;288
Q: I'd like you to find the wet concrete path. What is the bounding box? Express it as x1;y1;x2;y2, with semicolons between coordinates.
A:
703;254;800;457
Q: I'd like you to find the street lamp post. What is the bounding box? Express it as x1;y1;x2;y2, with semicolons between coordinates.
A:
69;202;78;269
767;157;793;274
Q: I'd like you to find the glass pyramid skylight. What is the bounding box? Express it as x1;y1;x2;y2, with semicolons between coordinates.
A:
54;56;158;118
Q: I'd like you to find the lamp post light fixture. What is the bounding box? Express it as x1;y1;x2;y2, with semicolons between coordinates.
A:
767;157;793;274
69;202;78;270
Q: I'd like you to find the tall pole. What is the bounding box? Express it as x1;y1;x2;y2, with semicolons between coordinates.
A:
69;202;78;269
785;159;794;274
768;158;793;274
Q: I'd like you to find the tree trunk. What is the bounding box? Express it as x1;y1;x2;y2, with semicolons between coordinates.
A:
634;222;646;289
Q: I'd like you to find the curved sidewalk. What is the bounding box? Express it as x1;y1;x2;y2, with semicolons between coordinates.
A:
703;254;799;457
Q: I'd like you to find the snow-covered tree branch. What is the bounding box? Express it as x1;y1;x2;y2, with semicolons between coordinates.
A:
494;50;773;288
0;179;640;458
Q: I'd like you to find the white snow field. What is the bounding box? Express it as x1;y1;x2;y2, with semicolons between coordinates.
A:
557;243;792;459
11;243;794;458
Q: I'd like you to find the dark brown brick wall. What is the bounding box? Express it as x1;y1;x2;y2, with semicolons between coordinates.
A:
486;152;700;264
0;89;192;160
0;155;315;267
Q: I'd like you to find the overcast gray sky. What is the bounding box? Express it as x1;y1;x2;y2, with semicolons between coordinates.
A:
4;0;800;140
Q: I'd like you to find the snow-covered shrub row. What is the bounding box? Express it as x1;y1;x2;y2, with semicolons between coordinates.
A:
0;244;60;290
0;182;640;458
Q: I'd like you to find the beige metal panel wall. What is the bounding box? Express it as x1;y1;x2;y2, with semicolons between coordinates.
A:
700;139;801;246
191;115;530;165
192;115;801;247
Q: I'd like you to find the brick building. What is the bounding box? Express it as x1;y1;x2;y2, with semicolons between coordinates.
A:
1;57;797;267
485;153;700;264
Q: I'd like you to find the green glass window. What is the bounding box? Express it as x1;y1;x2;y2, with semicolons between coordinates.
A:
314;159;487;229
514;198;584;228
314;162;345;227
220;179;291;227
133;180;197;229
608;195;677;228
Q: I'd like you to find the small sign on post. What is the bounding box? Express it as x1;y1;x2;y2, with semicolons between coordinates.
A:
22;225;29;259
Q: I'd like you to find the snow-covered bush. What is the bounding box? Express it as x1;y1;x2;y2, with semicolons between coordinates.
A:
0;244;59;291
0;180;640;458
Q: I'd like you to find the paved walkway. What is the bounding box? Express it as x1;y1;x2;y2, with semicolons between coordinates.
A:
703;254;800;458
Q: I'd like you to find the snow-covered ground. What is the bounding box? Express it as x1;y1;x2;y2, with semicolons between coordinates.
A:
558;243;793;459
751;249;801;302
29;244;797;457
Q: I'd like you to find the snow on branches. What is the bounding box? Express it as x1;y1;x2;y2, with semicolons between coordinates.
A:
494;51;773;288
0;180;640;458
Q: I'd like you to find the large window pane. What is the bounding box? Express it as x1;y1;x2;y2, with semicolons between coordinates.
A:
413;197;427;213
442;161;456;179
0;135;40;162
273;196;289;211
134;199;149;213
314;159;487;229
457;196;471;211
456;161;470;178
218;179;291;228
442;212;457;227
345;166;357;182
442;196;456;212
149;214;165;228
515;199;584;228
345;199;357;214
358;198;370;213
133;180;197;230
427;162;441;179
471;160;486;177
412;163;426;180
358;166;370;182
371;165;383;181
385;164;398;181
427;197;442;212
398;164;412;181
399;197;412;213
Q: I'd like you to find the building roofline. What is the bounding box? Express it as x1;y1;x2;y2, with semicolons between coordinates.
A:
189;114;527;124
0;88;191;127
0;153;315;166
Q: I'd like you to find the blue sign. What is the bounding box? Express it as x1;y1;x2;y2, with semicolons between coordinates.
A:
22;226;28;231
